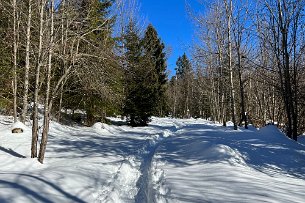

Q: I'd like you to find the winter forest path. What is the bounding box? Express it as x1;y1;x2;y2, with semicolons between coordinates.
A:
147;118;305;202
134;121;181;203
1;117;305;202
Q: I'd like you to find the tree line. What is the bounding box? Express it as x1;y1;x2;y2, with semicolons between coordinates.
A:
167;0;305;141
0;0;167;163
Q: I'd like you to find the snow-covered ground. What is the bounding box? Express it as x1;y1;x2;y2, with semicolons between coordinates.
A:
0;116;305;202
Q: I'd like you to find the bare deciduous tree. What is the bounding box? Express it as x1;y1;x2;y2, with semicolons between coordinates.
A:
31;0;46;158
20;0;33;123
38;0;55;164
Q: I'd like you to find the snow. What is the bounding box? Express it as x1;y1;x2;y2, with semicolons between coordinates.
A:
0;116;305;202
11;121;29;131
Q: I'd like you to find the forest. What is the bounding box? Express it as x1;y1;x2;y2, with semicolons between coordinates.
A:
0;0;305;165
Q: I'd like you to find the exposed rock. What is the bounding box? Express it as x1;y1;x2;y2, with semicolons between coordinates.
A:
12;128;23;133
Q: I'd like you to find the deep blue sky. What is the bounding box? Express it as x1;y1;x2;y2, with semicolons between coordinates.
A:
139;0;202;77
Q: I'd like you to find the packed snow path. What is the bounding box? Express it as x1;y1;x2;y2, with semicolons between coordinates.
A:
0;116;305;202
135;122;178;203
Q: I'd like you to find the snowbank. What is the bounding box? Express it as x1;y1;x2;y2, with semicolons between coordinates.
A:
11;121;30;133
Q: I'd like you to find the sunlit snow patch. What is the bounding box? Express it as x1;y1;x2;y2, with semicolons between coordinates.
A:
92;122;113;135
163;129;172;138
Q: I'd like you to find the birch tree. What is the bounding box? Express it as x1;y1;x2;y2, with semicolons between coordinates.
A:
38;0;54;163
232;0;250;129
20;0;33;123
31;0;46;158
12;0;19;122
224;0;237;130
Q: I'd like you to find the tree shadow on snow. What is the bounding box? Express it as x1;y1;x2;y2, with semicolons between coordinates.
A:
0;146;26;158
47;130;149;160
0;173;86;203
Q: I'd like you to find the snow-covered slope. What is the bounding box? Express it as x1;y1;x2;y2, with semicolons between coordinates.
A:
0;116;304;202
151;118;305;202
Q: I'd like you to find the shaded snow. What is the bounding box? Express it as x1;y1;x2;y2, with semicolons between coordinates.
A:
0;116;305;202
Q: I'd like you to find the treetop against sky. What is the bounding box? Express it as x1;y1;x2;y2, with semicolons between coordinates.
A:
139;0;203;76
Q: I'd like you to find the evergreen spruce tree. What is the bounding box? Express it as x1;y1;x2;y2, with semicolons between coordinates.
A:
175;53;193;118
176;53;192;78
123;22;160;126
142;25;168;116
0;3;13;112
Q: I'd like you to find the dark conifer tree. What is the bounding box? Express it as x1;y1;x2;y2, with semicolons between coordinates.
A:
123;22;162;126
142;24;168;116
175;53;193;118
0;3;13;112
176;53;192;78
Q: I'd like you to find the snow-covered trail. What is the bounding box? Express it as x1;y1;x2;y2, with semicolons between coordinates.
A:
0;116;305;203
47;122;169;203
134;121;179;203
0;116;173;203
151;118;305;203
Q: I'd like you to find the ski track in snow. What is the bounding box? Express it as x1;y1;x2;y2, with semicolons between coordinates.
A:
135;133;168;203
134;120;184;203
91;121;177;203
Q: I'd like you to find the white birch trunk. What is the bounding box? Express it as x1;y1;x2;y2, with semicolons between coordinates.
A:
225;0;237;130
38;0;54;164
21;0;32;123
12;0;18;122
32;0;46;158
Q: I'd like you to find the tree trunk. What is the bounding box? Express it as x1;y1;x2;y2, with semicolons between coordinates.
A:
38;0;54;164
57;82;64;122
215;23;226;126
21;0;32;123
237;49;247;129
233;9;247;129
225;0;237;130
32;0;46;158
57;0;67;122
277;0;295;140
291;5;299;141
12;0;18;123
173;76;177;117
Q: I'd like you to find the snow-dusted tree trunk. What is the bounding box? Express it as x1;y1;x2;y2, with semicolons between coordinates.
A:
38;0;54;164
20;0;32;123
32;0;46;158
